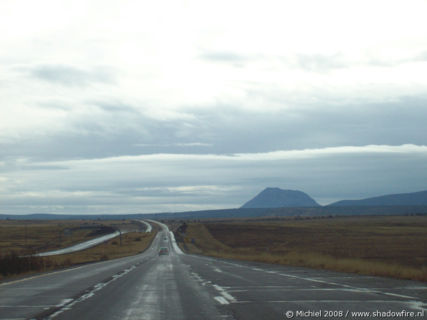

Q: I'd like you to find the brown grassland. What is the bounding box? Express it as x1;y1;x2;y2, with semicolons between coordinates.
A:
0;220;157;280
177;215;427;281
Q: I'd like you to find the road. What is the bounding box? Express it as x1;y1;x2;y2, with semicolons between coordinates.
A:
34;220;153;257
140;220;153;233
0;221;426;320
34;231;122;257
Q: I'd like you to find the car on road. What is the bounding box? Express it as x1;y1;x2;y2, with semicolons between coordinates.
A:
158;247;169;255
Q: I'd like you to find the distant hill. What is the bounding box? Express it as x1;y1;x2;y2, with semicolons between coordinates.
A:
329;190;427;206
3;189;427;221
2;205;427;221
241;187;320;208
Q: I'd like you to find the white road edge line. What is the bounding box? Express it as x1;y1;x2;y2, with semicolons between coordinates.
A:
195;255;425;306
48;265;137;319
56;299;73;308
213;284;237;303
214;296;229;305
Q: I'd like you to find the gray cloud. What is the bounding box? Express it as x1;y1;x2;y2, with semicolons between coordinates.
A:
414;51;427;62
198;51;252;68
1;146;426;214
365;50;427;67
289;53;348;72
1;96;427;214
94;102;140;114
135;142;212;148
2;96;427;163
185;97;427;153
199;51;248;62
201;51;350;72
30;64;115;86
286;50;427;71
2;0;427;215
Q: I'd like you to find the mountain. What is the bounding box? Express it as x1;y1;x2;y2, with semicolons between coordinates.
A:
329;190;427;206
241;187;320;208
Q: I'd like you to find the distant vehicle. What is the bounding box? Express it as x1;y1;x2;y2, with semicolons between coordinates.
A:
158;247;169;255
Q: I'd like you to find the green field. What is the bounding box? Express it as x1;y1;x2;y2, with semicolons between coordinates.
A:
176;215;427;281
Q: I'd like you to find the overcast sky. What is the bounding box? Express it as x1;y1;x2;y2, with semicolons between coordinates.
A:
1;0;427;215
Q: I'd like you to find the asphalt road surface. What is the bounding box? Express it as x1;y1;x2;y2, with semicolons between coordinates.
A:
1;222;426;320
140;220;153;233
34;231;122;257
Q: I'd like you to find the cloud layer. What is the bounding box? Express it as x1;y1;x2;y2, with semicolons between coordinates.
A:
1;144;427;214
1;0;427;214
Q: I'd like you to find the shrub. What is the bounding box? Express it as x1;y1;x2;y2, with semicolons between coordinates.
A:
0;251;46;276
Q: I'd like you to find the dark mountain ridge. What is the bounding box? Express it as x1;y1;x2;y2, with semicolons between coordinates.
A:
2;206;427;221
329;190;427;207
241;187;320;208
2;189;427;221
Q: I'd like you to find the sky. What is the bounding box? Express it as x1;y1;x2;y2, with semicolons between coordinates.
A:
1;0;427;215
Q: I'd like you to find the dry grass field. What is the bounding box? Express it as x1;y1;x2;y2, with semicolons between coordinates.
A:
178;216;427;281
0;220;157;280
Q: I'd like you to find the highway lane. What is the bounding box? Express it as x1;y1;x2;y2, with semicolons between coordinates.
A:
180;255;427;319
34;231;122;257
1;221;426;320
0;223;225;320
34;220;153;257
0;235;154;319
139;220;153;233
